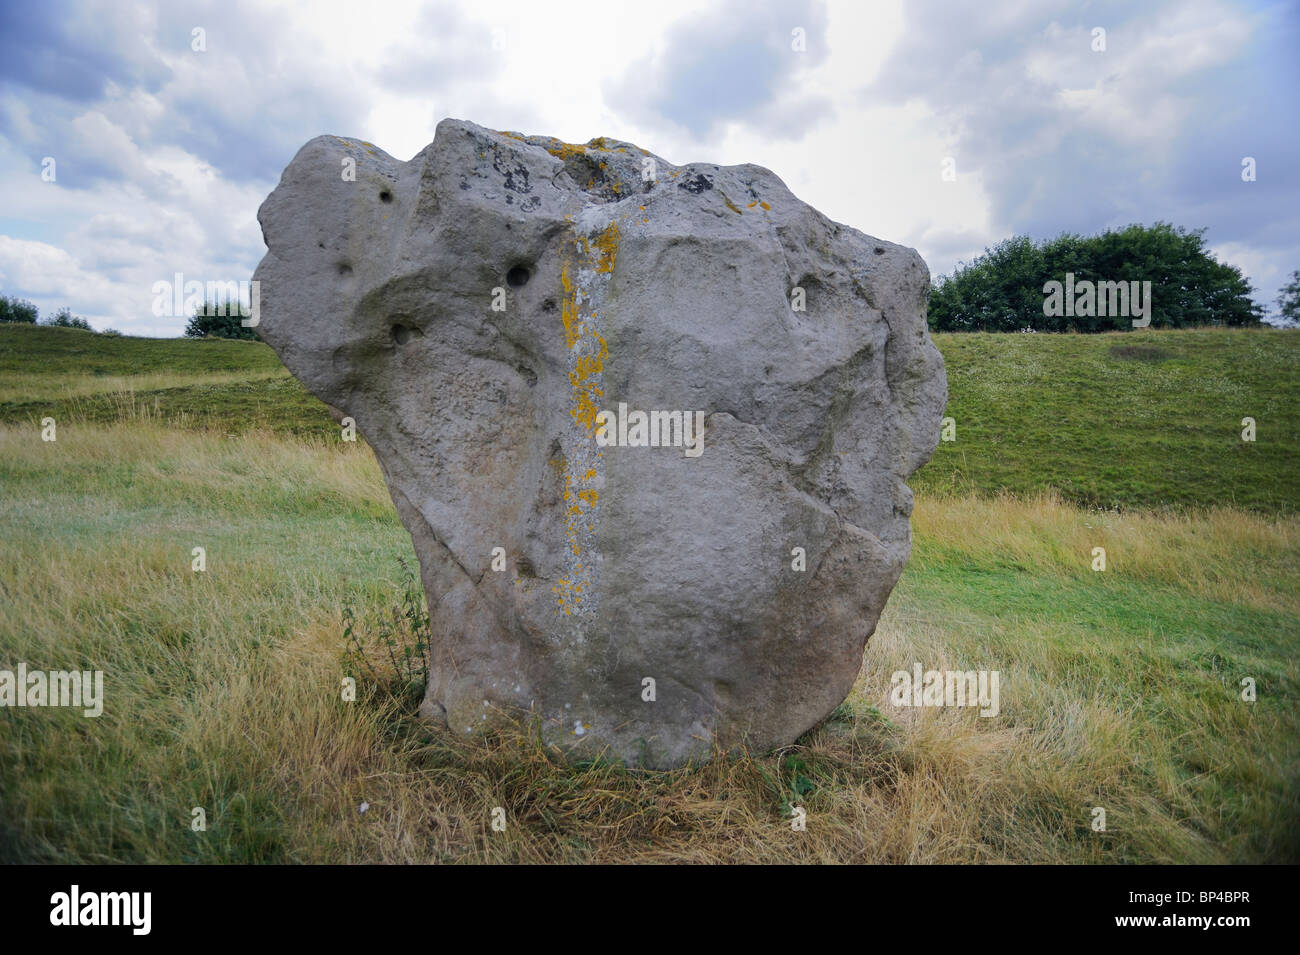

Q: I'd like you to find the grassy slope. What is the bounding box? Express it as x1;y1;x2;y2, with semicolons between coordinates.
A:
0;324;285;376
0;323;1296;862
915;328;1298;513
0;325;330;433
3;324;1296;509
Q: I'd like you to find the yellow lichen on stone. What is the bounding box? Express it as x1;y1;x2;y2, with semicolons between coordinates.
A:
573;349;606;385
570;390;602;431
553;218;621;617
545;139;588;160
559;261;582;351
591;221;620;274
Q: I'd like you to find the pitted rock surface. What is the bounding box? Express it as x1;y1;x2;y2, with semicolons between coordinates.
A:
254;118;947;768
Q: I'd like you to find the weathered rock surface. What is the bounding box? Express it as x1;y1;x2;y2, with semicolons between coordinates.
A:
254;118;947;768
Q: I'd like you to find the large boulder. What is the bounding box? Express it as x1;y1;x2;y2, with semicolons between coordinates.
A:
253;118;947;768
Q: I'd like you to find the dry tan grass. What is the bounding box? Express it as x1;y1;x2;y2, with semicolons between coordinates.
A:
0;369;291;404
912;489;1299;613
1;422;1296;863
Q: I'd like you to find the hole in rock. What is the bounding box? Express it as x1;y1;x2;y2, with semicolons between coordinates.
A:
379;190;393;203
506;265;531;287
337;263;353;276
391;323;422;345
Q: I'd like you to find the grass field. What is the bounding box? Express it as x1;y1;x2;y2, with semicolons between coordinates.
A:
4;323;1295;510
0;324;1296;863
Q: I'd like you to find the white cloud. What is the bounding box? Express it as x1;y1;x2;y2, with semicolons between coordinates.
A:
0;235;121;325
0;0;1294;333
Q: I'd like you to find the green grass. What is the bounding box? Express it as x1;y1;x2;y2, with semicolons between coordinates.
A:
0;324;331;434
0;322;1296;863
0;427;1293;863
902;497;1299;862
3;323;1295;507
0;323;285;377
914;327;1298;513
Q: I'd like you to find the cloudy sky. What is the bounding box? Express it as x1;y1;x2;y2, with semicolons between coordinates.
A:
1;0;1296;334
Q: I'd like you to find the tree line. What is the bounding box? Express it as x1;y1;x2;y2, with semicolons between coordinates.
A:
928;222;1295;332
6;233;1299;338
0;292;259;339
0;296;106;331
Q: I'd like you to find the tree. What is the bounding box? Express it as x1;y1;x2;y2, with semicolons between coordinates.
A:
928;235;1041;332
184;294;259;340
44;306;92;330
0;294;38;323
1276;270;1300;326
928;223;1265;332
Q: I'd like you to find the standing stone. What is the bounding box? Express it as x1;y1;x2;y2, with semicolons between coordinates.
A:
254;118;947;768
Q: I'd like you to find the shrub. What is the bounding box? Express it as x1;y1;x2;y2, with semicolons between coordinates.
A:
44;307;92;330
184;295;259;340
341;558;431;705
0;295;39;324
1276;270;1300;327
929;223;1265;332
